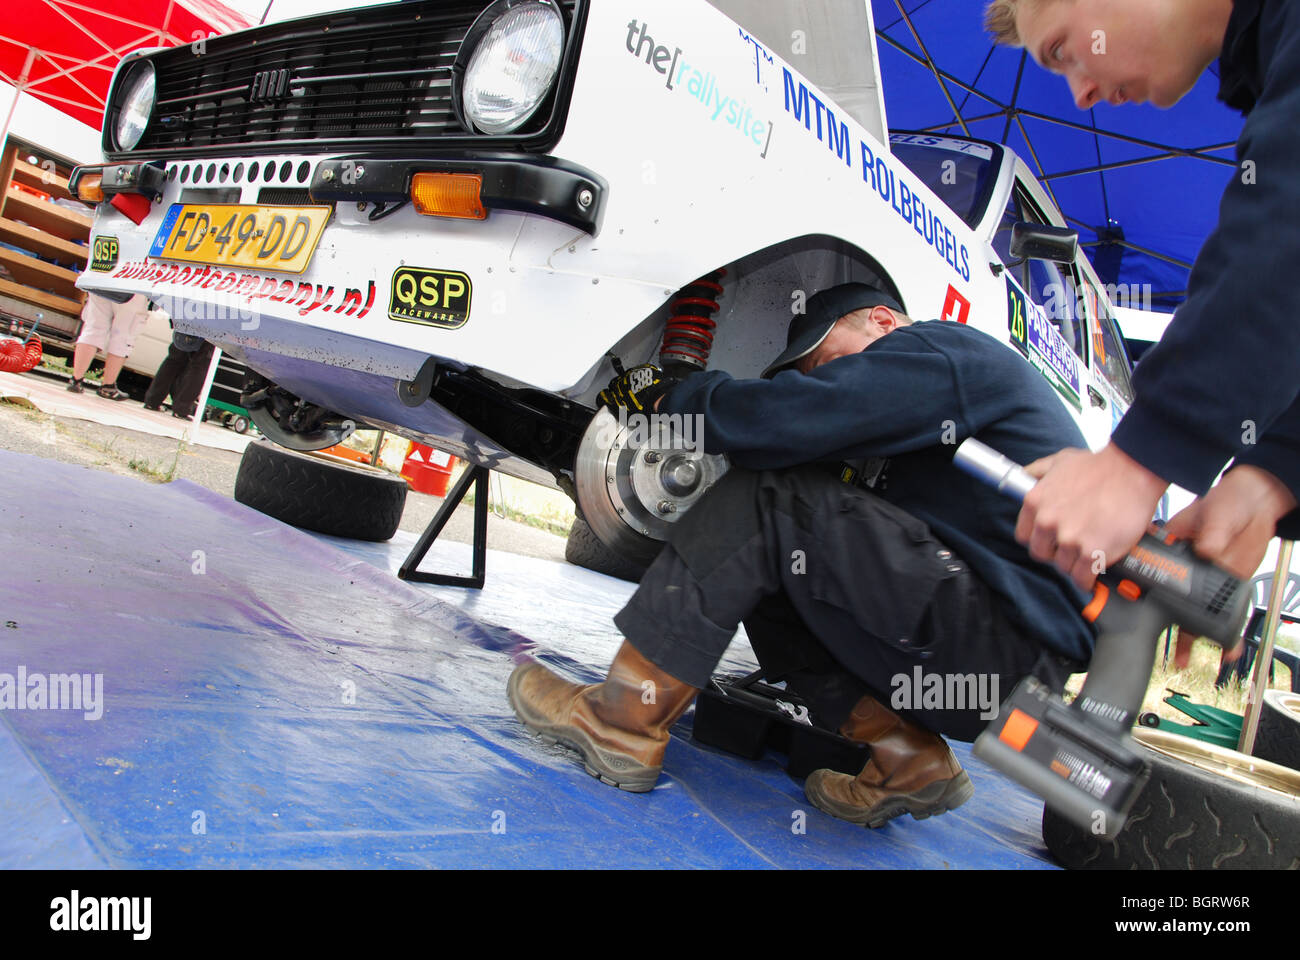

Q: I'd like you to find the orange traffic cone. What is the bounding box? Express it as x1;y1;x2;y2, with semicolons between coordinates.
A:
401;443;458;496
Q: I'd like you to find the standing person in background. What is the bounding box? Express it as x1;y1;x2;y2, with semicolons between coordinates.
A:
66;292;155;400
984;0;1300;585
143;326;216;421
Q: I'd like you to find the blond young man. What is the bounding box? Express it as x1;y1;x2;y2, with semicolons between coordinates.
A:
985;0;1300;588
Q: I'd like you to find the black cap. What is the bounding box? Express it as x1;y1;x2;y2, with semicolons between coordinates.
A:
761;283;903;378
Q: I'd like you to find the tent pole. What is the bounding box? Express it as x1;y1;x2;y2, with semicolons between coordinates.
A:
0;49;38;155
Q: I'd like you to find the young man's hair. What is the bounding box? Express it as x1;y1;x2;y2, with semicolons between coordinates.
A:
844;307;913;329
984;0;1034;47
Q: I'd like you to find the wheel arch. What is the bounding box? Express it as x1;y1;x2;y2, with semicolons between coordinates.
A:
575;232;910;405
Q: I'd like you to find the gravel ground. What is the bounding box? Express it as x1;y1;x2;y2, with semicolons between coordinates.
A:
0;398;572;563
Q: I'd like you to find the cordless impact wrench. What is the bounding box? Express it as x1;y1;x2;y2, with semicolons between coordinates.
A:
952;439;1253;840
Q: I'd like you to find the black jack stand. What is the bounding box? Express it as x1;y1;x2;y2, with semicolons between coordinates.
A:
398;464;489;589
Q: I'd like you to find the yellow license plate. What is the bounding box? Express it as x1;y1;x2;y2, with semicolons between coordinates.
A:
149;203;332;274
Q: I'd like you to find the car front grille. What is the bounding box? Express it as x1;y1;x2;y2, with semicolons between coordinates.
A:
123;0;583;158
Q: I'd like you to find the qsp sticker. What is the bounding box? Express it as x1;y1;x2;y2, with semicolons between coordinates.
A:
389;267;471;329
90;236;119;272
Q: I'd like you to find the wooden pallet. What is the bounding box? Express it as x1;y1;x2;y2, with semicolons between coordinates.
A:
0;138;91;341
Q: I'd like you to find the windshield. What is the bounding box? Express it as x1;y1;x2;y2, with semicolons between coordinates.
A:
889;135;998;230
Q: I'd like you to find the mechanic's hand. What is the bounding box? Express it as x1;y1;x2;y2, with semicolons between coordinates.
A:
598;364;677;413
1163;465;1297;580
1015;444;1169;592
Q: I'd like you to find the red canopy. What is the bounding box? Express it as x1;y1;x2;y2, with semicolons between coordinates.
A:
1;0;252;132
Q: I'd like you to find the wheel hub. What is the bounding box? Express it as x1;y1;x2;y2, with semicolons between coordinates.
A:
575;408;729;562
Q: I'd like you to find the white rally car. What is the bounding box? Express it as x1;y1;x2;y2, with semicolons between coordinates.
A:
70;0;1136;568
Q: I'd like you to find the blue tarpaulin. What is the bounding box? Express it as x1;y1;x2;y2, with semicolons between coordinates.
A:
0;448;1056;868
874;1;1244;309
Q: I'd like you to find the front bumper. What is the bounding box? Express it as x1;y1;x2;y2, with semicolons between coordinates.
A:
71;152;607;236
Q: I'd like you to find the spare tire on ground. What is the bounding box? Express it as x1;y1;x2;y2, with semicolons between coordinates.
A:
564;514;650;583
1042;728;1300;869
234;439;407;542
1256;689;1300;772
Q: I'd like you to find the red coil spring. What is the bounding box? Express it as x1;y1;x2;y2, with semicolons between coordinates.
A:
0;335;42;374
659;269;726;370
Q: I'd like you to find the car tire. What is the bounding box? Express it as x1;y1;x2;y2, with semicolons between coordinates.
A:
1041;728;1300;869
234;439;407;542
232;415;250;434
564;514;650;583
1255;690;1300;772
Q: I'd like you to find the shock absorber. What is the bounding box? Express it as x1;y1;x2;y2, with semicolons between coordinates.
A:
659;269;726;375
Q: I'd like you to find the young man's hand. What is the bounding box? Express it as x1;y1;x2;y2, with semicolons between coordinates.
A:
1014;444;1169;590
1163;465;1297;579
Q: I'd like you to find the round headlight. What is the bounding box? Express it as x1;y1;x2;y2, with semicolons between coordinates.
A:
115;61;156;151
461;0;564;135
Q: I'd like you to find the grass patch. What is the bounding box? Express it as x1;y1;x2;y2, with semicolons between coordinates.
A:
1065;629;1294;726
498;503;573;538
38;353;69;372
13;404;184;483
37;353;100;379
126;442;182;483
127;456;178;482
459;489;573;538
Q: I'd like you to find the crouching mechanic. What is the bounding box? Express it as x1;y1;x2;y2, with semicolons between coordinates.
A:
508;283;1095;826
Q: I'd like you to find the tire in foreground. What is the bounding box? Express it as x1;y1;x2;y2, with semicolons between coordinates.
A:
1042;728;1300;869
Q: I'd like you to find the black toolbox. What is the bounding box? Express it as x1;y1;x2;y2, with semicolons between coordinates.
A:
692;670;871;779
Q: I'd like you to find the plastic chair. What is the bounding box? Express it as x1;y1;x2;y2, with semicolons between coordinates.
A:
1216;571;1300;692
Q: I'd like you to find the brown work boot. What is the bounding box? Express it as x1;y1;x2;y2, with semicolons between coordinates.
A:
804;694;973;827
507;641;699;792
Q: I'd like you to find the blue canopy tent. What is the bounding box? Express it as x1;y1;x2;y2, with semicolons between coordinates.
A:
873;0;1244;311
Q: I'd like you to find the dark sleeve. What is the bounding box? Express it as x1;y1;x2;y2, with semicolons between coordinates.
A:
1233;395;1300;539
658;328;972;469
1109;5;1300;495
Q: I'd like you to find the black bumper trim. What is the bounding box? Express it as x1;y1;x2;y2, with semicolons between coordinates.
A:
309;154;607;236
69;162;168;203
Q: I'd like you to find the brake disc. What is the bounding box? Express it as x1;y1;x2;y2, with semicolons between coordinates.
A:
574;407;729;563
